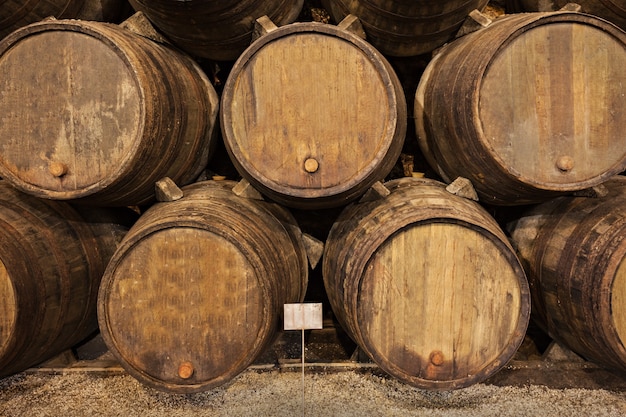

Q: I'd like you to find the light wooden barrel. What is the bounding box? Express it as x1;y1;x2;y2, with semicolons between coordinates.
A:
0;0;132;39
508;176;626;373
321;0;490;56
0;19;219;207
0;181;134;378
323;177;530;390
98;180;309;394
415;11;626;205
221;22;406;209
127;0;304;61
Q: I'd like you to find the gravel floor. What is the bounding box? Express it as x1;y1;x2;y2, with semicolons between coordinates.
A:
1;369;626;417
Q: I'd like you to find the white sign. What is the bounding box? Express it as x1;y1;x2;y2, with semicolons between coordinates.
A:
284;303;323;330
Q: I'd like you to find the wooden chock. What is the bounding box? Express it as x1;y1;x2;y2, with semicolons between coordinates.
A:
155;177;184;202
232;179;264;200
455;9;493;38
560;3;582;12
572;184;609;198
301;233;324;270
120;11;171;44
446;177;479;201
252;15;279;42
359;181;391;203
338;14;367;40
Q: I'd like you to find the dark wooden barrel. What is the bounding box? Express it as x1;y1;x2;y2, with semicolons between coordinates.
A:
323;177;530;390
98;180;309;394
127;0;304;61
508;176;626;374
0;18;219;207
508;1;626;30
415;11;626;205
221;22;406;209
0;0;132;39
321;0;490;56
0;180;134;378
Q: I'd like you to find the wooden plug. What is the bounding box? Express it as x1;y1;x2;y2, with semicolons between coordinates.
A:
252;15;279;43
456;9;493;38
232;179;264;200
120;11;171;44
446;177;479;201
155;177;183;202
302;233;324;270
338;14;366;40
359;181;391;203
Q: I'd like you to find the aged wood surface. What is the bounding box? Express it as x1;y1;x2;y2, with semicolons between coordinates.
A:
98;180;309;393
0;180;133;378
415;11;626;205
0;18;219;206
321;0;491;56
508;175;626;374
323;177;530;390
127;0;304;61
221;21;406;209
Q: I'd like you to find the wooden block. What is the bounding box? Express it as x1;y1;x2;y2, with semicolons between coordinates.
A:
446;177;479;201
119;11;170;44
155;177;183;202
302;233;324;270
232;179;264;200
559;3;583;12
572;184;609;198
456;9;493;38
359;181;391;203
338;14;366;40
252;15;278;42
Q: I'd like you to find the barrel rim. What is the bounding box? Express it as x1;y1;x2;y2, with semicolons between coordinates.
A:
220;21;405;208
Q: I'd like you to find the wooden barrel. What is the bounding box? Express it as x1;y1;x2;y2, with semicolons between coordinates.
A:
0;18;219;207
221;21;406;209
508;176;626;373
321;0;490;57
0;181;134;378
0;0;132;39
127;0;304;61
98;180;309;393
323;177;530;390
415;11;626;205
508;1;626;30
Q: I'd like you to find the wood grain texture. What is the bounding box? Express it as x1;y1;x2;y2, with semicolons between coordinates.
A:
0;0;132;39
321;0;490;56
221;22;406;209
127;0;304;61
0;180;133;378
415;11;626;205
0;19;219;206
511;1;626;30
98;180;309;393
508;175;626;374
323;177;530;390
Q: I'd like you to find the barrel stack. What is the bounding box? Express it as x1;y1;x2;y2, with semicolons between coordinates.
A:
0;0;626;397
